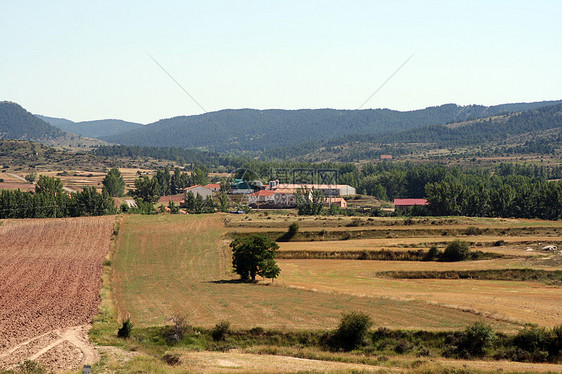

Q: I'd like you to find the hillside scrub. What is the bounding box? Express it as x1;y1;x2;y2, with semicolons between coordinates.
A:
113;322;562;364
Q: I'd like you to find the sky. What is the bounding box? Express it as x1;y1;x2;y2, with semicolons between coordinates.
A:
1;0;561;124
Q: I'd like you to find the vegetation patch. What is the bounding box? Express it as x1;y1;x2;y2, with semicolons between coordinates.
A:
377;269;562;285
276;249;504;261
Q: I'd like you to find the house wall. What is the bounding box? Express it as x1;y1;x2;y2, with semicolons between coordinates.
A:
184;186;213;200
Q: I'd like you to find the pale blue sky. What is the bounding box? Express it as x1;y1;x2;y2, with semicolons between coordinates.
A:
1;1;561;123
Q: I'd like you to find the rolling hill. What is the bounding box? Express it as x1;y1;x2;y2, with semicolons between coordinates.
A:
0;102;108;148
100;101;562;152
0;101;67;141
36;115;144;138
274;103;562;161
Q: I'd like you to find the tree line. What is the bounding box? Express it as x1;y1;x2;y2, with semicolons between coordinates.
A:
0;175;116;219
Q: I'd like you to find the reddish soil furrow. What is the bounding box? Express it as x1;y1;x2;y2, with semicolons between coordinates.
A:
0;216;114;370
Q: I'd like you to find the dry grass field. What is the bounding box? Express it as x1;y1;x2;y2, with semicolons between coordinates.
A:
112;214;515;331
0;216;115;371
277;259;562;327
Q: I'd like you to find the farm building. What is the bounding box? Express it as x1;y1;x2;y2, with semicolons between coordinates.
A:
270;183;356;196
204;183;221;193
184;185;213;200
273;188;297;208
394;198;429;212
230;179;255;194
324;197;347;208
248;190;276;207
380;154;393;160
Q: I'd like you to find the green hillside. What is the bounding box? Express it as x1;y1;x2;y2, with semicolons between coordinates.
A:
0;102;67;141
101;101;562;152
36;115;144;138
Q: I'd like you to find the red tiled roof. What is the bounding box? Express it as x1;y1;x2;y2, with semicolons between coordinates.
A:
184;184;203;190
205;184;221;189
393;198;428;206
249;190;275;197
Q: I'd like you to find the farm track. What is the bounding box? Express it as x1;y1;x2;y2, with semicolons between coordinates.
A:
0;216;114;371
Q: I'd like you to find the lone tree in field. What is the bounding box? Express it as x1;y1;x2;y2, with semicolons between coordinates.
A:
103;168;125;197
230;234;280;282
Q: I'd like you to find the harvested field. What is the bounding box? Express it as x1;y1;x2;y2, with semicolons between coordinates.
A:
112;214;516;331
0;216;115;370
277;259;562;327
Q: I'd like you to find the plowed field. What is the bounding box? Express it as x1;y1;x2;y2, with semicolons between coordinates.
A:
0;216;115;370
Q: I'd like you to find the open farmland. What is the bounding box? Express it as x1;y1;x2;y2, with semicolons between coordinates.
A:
112;214;515;331
0;216;115;371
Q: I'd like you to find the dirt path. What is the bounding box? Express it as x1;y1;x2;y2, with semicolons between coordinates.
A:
0;325;99;371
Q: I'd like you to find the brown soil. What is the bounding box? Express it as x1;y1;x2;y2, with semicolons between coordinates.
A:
0;216;114;371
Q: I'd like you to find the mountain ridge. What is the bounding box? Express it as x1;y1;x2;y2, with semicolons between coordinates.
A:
100;100;562;152
36;115;144;138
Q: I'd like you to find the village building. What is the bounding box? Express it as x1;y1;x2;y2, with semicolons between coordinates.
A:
204;183;221;193
324;197;347;208
230;179;255;194
380;154;393;160
270;183;356;196
184;185;213;200
248;190;276;207
393;198;429;212
273;188;297;208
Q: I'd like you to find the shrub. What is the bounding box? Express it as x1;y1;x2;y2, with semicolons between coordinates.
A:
211;321;230;341
512;325;552;361
458;322;496;357
277;222;299;242
423;245;441;261
464;226;483;235
329;311;373;351
441;240;471;262
164;315;192;344
162;353;181;366
117;318;133;338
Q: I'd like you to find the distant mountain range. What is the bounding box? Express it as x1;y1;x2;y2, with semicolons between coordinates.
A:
2;100;561;158
98;101;562;152
36;115;143;138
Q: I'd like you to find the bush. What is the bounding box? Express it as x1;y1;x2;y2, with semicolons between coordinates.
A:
458;322;496;357
164;315;192;344
441;240;471;262
329;311;373;351
162;353;181;366
117;318;133;338
277;222;299;242
512;325;552;361
211;321;230;341
423;245;441;261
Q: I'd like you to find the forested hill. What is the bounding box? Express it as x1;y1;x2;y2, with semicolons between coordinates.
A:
376;102;562;145
36;115;144;138
0;102;67;141
271;102;562;161
101;101;562;152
